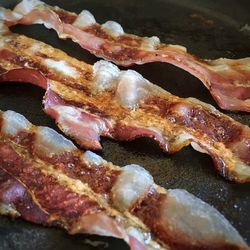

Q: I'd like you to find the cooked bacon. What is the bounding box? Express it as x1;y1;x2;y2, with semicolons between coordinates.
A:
0;109;248;250
1;0;250;111
0;27;249;183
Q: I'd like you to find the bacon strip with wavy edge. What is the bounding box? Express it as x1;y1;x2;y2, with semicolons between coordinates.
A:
0;26;249;183
0;109;249;249
0;0;250;112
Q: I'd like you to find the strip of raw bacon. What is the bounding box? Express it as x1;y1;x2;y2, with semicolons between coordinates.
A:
1;0;250;112
0;27;249;183
0;109;248;250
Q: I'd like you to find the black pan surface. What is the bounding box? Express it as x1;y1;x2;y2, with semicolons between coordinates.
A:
0;0;250;249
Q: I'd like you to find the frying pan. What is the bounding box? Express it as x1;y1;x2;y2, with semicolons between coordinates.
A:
0;0;250;249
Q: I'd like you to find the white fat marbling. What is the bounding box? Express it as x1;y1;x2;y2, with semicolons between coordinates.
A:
102;21;124;37
126;227;146;244
0;7;22;22
210;57;250;72
0;39;5;49
14;0;44;15
54;105;85;132
112;164;154;211
93;60;120;92
1;110;32;136
0;21;9;35
44;59;79;78
82;150;106;165
30;43;41;52
162;189;247;247
0;203;20;217
234;162;250;182
168;44;187;52
172;103;191;116
174;132;192;146
53;105;80;131
210;63;230;72
116;70;152;108
93;61;154;108
54;105;106;133
238;58;250;71
35;126;76;157
238;57;250;66
191;142;207;153
141;36;160;50
73;10;96;28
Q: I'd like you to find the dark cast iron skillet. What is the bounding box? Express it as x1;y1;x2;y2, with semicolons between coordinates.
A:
0;0;250;249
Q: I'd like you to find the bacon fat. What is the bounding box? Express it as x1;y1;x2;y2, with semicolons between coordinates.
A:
0;109;249;250
1;0;250;111
0;28;249;183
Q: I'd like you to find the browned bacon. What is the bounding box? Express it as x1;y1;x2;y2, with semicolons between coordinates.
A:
0;27;249;183
1;0;250;112
0;109;249;250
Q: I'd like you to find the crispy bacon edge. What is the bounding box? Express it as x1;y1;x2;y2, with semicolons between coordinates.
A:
1;0;250;112
0;109;249;250
0;29;249;183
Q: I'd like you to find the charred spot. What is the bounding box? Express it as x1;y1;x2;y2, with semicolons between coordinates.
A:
141;97;176;121
63;81;92;95
131;188;165;220
0;131;35;157
174;106;243;144
35;52;50;59
28;60;48;72
12;131;35;149
117;35;143;47
83;70;93;82
84;24;113;40
142;98;243;144
190;109;242;143
61;98;110;118
100;44;141;63
53;8;77;24
8;39;29;50
47;152;120;195
0;142;102;226
0;49;45;72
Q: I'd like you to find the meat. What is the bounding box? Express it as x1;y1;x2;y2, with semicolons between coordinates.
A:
1;0;250;111
0;27;249;182
0;109;248;250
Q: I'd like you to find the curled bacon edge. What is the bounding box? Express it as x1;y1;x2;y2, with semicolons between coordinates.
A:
0;0;250;112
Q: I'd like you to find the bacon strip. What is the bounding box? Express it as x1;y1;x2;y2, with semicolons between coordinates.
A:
0;109;248;250
1;0;250;111
0;27;249;183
